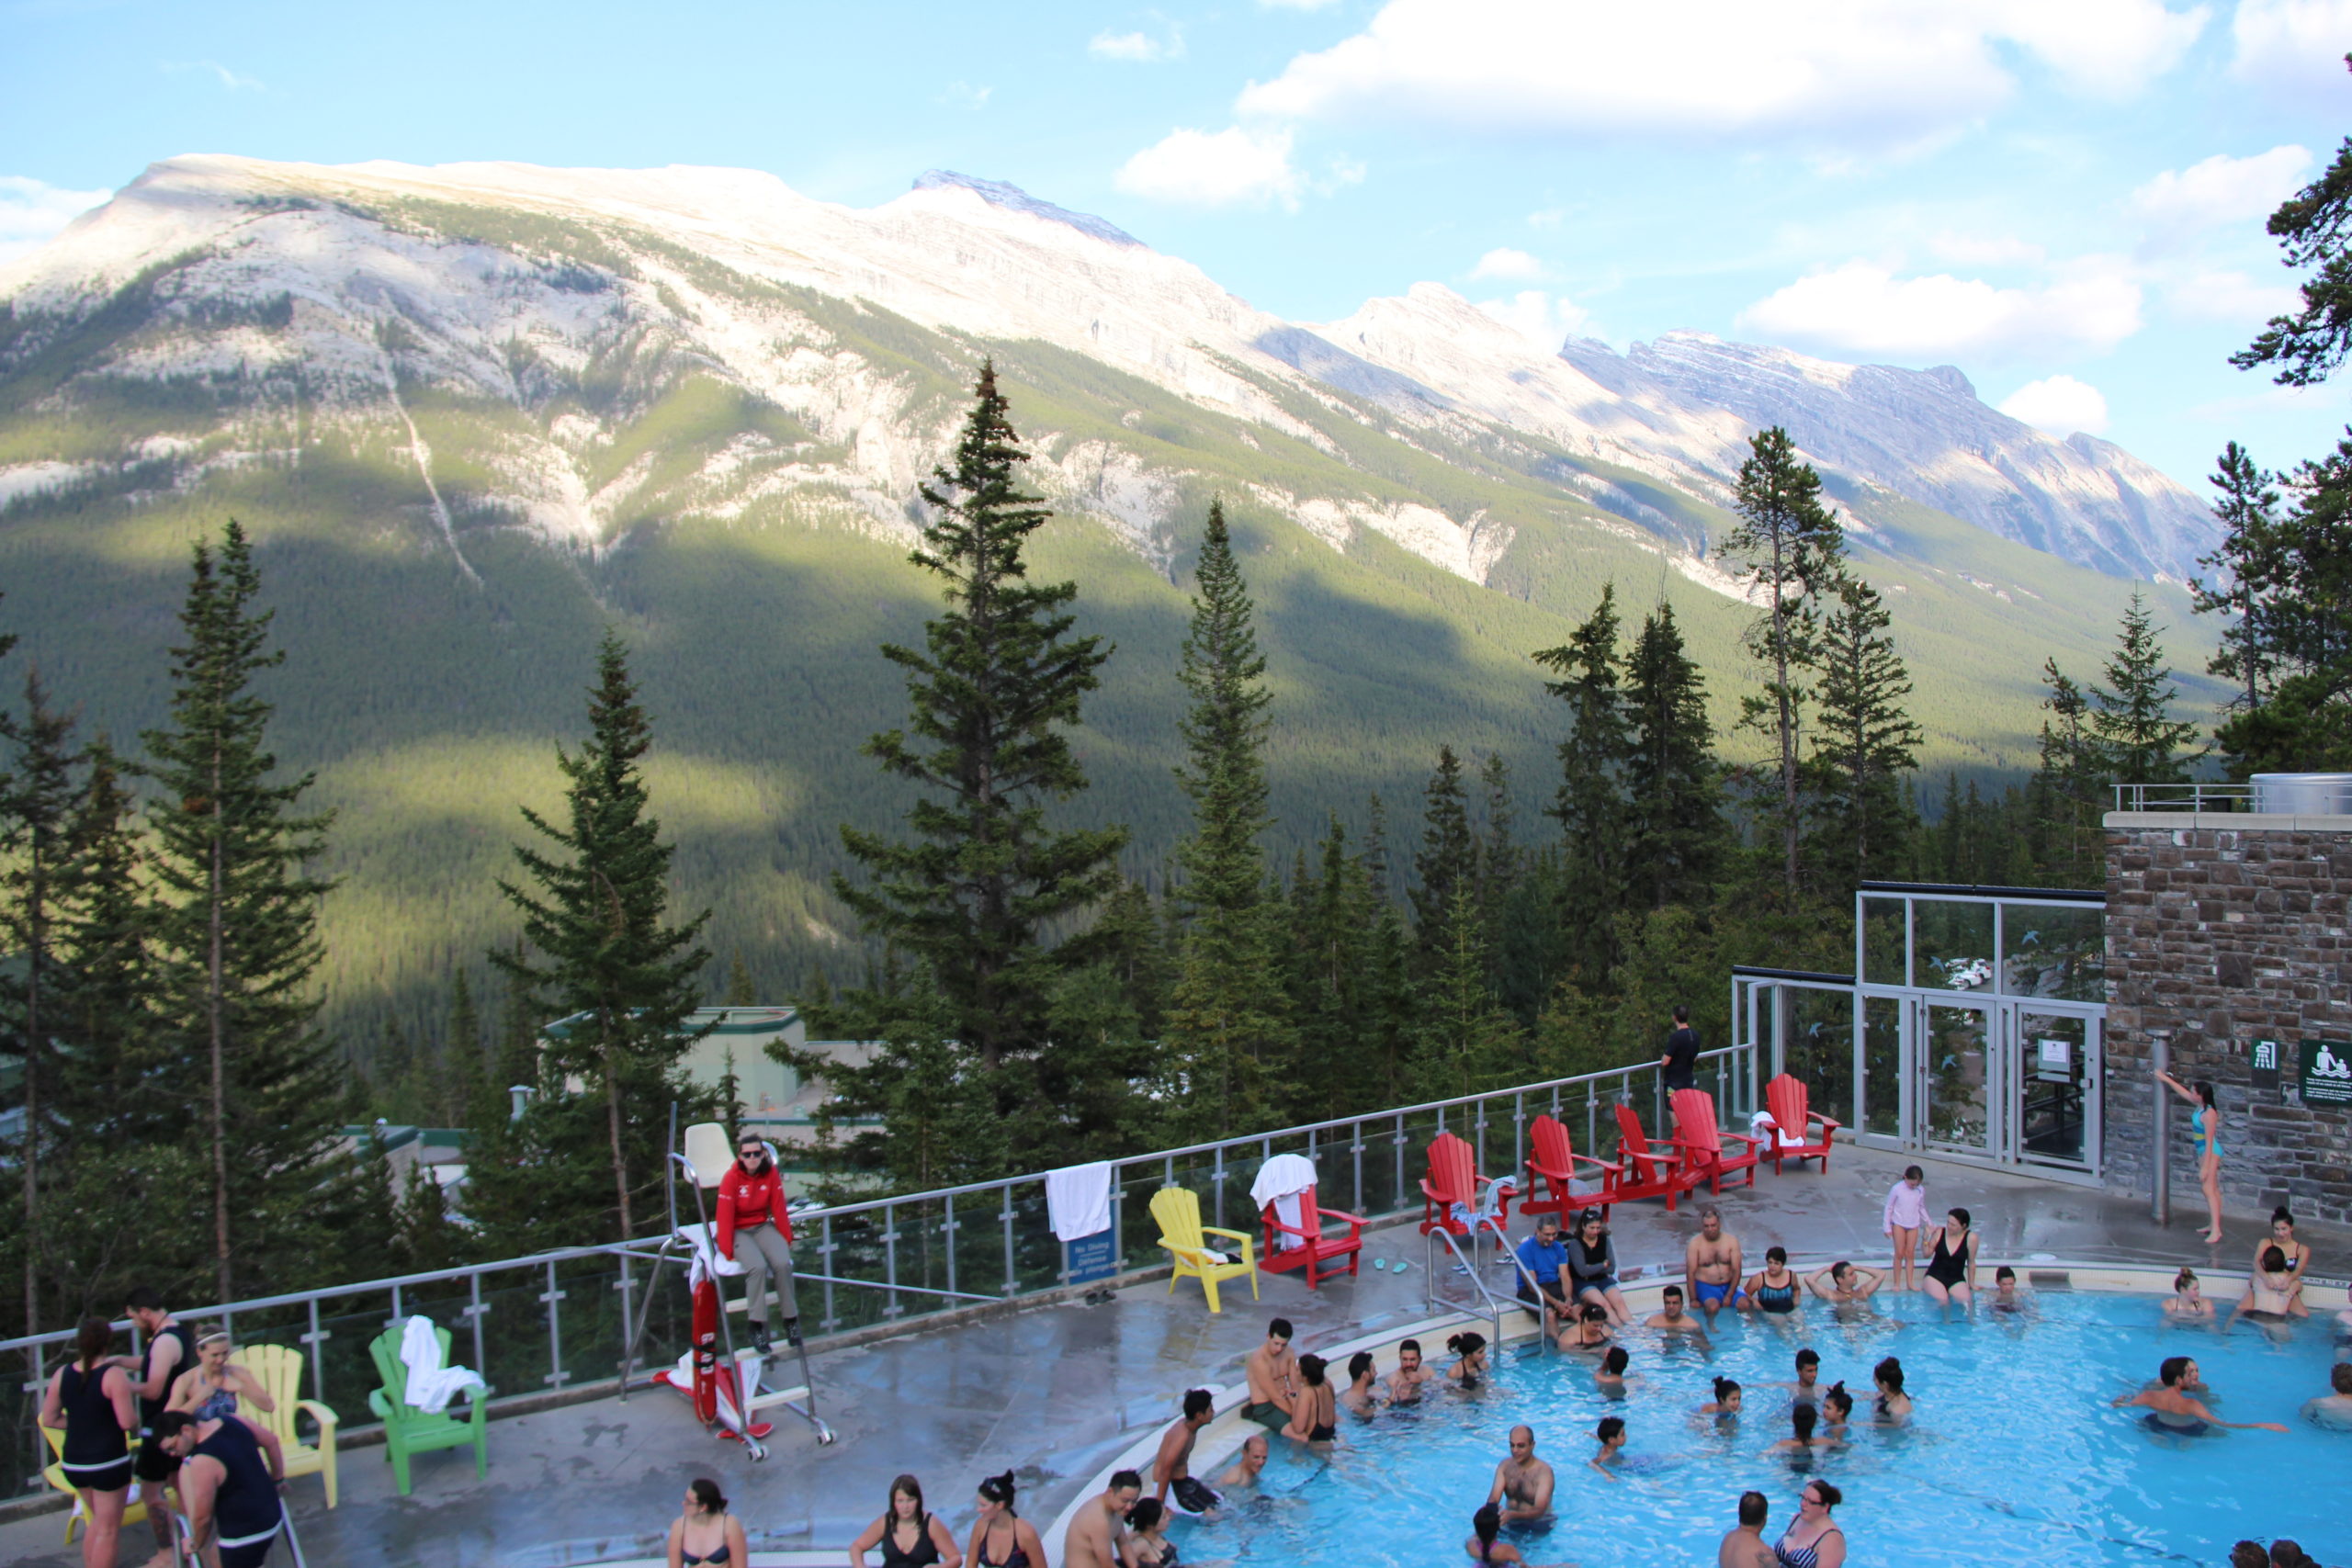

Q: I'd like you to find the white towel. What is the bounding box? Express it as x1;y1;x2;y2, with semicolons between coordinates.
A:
1046;1161;1114;1243
677;1223;746;1294
398;1314;487;1414
1249;1153;1318;1209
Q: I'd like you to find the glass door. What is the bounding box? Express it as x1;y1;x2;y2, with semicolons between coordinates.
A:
1916;998;1998;1158
2007;1007;2098;1171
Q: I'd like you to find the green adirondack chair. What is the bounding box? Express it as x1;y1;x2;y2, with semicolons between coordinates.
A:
367;1323;488;1495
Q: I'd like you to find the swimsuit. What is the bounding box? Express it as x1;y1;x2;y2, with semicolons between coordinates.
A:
1170;1477;1219;1515
134;1321;197;1483
1925;1230;1968;1289
1241;1402;1290;1432
976;1526;1031;1568
681;1526;734;1568
1774;1526;1841;1568
1306;1423;1337;1440
194;1382;241;1423
1754;1277;1798;1313
194;1417;283;1568
879;1516;942;1568
2143;1411;2210;1438
2197;1108;2222;1160
59;1363;133;1493
1693;1280;1744;1310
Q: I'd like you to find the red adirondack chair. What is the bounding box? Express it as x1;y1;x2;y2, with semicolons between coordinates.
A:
1419;1132;1513;1248
1260;1185;1365;1290
1765;1073;1842;1174
1611;1103;1701;1212
1668;1088;1764;1195
1521;1113;1623;1220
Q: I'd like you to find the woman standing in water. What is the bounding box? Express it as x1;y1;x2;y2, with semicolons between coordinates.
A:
2156;1071;2225;1245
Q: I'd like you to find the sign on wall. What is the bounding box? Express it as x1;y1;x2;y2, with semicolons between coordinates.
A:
2301;1039;2352;1107
2252;1038;2281;1098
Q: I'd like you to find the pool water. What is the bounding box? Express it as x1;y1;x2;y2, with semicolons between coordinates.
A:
1170;1295;2349;1567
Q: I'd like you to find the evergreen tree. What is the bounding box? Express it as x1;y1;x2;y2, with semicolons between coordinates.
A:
443;967;487;1128
2029;662;2107;886
141;521;350;1302
2190;443;2287;713
1535;586;1631;978
724;952;757;1007
1410;746;1476;964
1621;602;1725;910
2090;592;2204;789
1724;427;1847;901
825;364;1126;1154
1089;877;1170;1039
1805;574;1923;890
2233;122;2352;386
480;631;715;1248
1287;816;1368;1119
1474;752;1521;972
1162;500;1292;1141
1411;886;1529;1100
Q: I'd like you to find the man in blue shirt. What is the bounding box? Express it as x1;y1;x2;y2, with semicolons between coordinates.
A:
1514;1214;1573;1330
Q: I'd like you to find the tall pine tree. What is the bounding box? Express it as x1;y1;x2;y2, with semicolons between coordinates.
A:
1622;601;1724;910
1536;585;1632;979
1410;746;1476;968
1804;574;1922;890
2090;592;2204;789
480;631;715;1247
2190;442;2286;714
141;521;351;1302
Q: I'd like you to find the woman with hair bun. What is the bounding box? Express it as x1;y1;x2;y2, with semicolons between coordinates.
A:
970;1471;1049;1568
667;1477;748;1568
1446;1331;1489;1388
2253;1207;2313;1316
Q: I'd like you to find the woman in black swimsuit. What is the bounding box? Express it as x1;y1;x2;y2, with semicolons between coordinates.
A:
38;1317;139;1568
1921;1208;1976;1308
1870;1358;1911;1423
968;1471;1047;1568
667;1478;749;1568
1284;1354;1340;1441
853;1474;965;1568
1126;1497;1182;1568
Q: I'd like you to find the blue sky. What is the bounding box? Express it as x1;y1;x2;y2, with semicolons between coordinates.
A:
6;0;2352;493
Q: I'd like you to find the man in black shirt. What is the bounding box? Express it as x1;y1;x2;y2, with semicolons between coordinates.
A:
1660;1004;1701;1092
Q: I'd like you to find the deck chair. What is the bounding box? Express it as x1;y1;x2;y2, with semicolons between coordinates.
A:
1419;1131;1514;1252
1611;1103;1701;1211
1765;1072;1841;1173
1521;1113;1623;1220
1151;1186;1259;1314
232;1343;339;1507
1668;1089;1763;1195
368;1322;488;1495
1260;1185;1365;1290
40;1423;174;1544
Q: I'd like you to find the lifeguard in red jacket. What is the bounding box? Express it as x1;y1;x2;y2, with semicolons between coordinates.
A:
718;1133;799;1350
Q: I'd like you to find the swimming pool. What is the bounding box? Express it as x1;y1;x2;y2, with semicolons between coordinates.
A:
1168;1292;2349;1567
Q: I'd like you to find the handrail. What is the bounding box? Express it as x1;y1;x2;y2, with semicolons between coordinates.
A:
1423;1224;1510;1356
2111;782;2253;813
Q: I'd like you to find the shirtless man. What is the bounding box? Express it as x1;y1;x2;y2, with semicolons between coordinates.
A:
1152;1389;1217;1511
2110;1357;2287;1435
1242;1318;1300;1433
1487;1426;1555;1525
1340;1351;1383;1416
1216;1432;1270;1490
1643;1284;1710;1339
1066;1470;1142;1568
1785;1348;1823;1408
1386;1338;1433;1404
2301;1363;2352;1429
1685;1207;1745;1325
1719;1491;1775;1568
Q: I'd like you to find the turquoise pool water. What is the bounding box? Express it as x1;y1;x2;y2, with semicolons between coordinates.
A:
1171;1295;2348;1566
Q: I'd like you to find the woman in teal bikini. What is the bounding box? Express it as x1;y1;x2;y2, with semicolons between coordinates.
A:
2157;1071;2225;1244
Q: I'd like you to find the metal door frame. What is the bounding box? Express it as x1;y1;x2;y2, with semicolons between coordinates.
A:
1997;999;2102;1175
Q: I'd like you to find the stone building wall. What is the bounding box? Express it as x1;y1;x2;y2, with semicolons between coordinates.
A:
2104;814;2352;1224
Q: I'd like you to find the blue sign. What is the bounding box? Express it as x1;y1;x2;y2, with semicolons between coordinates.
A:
1065;1228;1116;1285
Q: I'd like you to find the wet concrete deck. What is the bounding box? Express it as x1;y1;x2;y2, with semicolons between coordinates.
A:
9;1144;2344;1568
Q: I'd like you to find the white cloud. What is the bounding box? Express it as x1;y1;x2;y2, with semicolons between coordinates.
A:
1998;375;2110;436
1737;257;2143;360
2129;145;2312;235
0;175;112;265
1928;231;2047;267
1090;28;1183;62
1116;127;1303;209
937;81;992;109
1259;0;1341;7
1476;290;1594;354
2232;0;2352;97
1235;0;2204;145
2162;266;2302;322
1469;246;1545;281
162;59;264;93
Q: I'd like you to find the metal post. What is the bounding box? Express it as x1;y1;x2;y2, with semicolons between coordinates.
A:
821;1214;840;1331
1586;1081;1598;1154
1212;1145;1227;1231
302;1300;326;1404
944;1193;959;1300
541;1260;568;1389
2151;1032;2172;1225
615;1259;633;1394
1351;1121;1364;1214
467;1270;487;1388
884;1201;902;1318
1000;1190;1017;1297
389;1283;403;1333
1393;1113;1407;1206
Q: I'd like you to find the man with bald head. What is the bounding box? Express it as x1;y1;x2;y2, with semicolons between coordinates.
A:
1486;1425;1554;1525
1216;1431;1271;1491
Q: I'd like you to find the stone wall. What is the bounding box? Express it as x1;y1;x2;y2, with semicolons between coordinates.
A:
2104;815;2352;1224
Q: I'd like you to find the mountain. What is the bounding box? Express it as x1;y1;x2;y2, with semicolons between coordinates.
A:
0;155;2223;1040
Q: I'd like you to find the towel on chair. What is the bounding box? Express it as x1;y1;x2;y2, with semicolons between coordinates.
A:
678;1223;747;1295
399;1314;487;1413
1046;1161;1114;1243
1250;1154;1319;1252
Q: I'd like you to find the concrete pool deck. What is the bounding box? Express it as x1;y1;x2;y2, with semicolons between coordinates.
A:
9;1143;2346;1568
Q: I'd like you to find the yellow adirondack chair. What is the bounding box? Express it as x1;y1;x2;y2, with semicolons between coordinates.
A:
1150;1186;1258;1314
232;1343;341;1507
40;1423;171;1544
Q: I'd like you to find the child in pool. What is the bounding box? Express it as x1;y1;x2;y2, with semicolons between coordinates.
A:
1587;1416;1627;1480
1594;1347;1629;1396
1990;1266;2029;1314
1696;1377;1742;1422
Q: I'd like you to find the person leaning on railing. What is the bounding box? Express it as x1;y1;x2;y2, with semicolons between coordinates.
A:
718;1132;800;1352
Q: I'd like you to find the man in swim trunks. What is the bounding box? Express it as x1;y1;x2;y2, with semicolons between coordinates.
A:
1153;1388;1218;1512
1718;1491;1775;1568
1685;1207;1745;1325
1065;1471;1141;1568
1643;1284;1709;1338
1487;1425;1555;1525
1241;1318;1299;1432
1386;1338;1433;1404
1216;1433;1269;1490
2110;1356;2287;1436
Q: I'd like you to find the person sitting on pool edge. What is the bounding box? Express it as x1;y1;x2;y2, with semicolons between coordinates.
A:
1742;1247;1802;1314
1686;1206;1747;1325
2110;1356;2288;1437
1802;1261;1882;1306
1283;1355;1338;1443
1241;1319;1300;1432
1514;1213;1575;1333
1487;1424;1555;1525
1151;1388;1218;1512
1064;1470;1140;1568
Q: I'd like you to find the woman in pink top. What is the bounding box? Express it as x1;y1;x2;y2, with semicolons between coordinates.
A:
1883;1166;1928;1291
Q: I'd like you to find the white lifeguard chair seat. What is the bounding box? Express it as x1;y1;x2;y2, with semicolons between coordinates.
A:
684;1122;734;1189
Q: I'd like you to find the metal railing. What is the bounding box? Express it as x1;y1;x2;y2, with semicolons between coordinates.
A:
3;1044;1749;1502
2111;782;2254;813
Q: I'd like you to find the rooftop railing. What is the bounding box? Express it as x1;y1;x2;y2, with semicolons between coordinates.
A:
3;1044;1750;1503
2110;782;2253;813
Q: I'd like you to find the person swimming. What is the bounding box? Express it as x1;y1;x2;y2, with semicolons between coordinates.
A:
1595;1347;1630;1395
1767;1402;1830;1459
1341;1351;1382;1416
2301;1362;2352;1430
2110;1356;2288;1437
1818;1382;1854;1439
2165;1268;2213;1321
1871;1358;1911;1423
1698;1376;1742;1422
1448;1332;1489;1388
1588;1416;1627;1481
1786;1348;1823;1407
